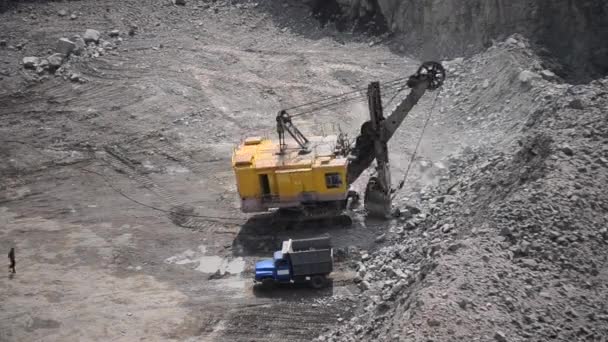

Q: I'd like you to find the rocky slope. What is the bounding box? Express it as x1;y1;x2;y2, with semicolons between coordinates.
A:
316;36;608;342
307;0;608;82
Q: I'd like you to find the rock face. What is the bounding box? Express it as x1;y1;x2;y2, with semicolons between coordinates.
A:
308;0;608;81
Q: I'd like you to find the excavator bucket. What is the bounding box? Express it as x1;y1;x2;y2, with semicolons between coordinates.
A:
364;177;392;218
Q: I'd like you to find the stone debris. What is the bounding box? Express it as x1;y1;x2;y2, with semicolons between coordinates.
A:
56;38;76;56
316;35;608;342
494;331;508;342
540;69;557;81
518;69;541;84
83;29;101;43
47;53;64;70
22;56;40;69
72;36;86;55
21;27;120;79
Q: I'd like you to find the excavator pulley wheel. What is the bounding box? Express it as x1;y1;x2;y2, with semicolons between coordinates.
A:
416;61;446;90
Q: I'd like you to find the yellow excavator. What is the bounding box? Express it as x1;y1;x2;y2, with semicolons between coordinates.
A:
231;62;445;223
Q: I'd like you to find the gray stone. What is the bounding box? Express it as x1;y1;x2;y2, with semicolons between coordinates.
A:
500;226;513;237
447;242;465;252
37;59;49;70
389;281;405;299
57;9;67;17
70;14;77;20
568;99;584;110
540;69;557;81
375;234;386;243
494;331;508;342
83;29;101;43
109;30;120;37
441;223;453;233
518;70;540;84
560;145;574;156
57;38;76;56
22;56;40;69
427;318;441;327
521;258;538;269
173;0;186;5
101;41;114;50
505;37;518;46
359;281;370;291
482;79;490;89
35;59;48;75
72;36;86;55
47;53;64;69
69;73;81;82
458;298;470;310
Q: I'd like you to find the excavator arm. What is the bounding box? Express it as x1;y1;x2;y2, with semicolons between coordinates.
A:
346;62;446;217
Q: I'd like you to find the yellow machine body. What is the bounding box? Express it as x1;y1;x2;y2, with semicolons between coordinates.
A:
232;136;349;213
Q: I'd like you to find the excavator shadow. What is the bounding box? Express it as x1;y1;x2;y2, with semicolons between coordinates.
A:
231;212;352;257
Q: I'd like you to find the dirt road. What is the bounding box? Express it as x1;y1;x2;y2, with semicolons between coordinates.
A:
0;1;454;341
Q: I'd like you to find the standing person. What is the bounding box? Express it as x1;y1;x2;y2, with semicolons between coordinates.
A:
8;247;15;274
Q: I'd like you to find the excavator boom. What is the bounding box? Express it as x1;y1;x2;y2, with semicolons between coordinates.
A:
347;62;445;217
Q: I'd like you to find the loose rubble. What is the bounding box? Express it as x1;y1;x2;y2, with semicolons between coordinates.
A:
316;35;608;342
19;27;124;82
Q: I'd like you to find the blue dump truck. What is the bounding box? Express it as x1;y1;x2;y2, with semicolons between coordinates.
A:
254;236;333;289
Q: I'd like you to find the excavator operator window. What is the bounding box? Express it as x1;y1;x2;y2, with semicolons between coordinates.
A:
325;173;342;189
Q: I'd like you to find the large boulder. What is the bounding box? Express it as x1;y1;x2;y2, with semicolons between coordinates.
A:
47;53;64;70
518;70;541;84
83;29;101;43
57;38;76;56
72;35;86;55
22;56;40;69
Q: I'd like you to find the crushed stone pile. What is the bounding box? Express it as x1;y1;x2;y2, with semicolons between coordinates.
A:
316;36;608;342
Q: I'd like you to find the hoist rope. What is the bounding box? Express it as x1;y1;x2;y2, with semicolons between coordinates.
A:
286;78;411;118
392;88;441;200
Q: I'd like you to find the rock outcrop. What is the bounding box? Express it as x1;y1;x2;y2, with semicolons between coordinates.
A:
308;0;608;82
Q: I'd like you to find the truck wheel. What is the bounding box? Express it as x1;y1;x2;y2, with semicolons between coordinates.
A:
310;275;326;289
261;278;275;289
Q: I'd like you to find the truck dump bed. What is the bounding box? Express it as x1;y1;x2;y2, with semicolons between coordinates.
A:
290;236;331;251
289;249;333;276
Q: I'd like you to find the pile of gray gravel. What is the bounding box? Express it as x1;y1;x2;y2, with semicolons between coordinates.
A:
316;36;608;342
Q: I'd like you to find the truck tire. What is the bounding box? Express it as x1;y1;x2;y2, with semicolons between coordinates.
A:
310;275;326;289
261;278;275;289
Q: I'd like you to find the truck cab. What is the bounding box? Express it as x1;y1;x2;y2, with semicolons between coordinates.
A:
254;251;292;284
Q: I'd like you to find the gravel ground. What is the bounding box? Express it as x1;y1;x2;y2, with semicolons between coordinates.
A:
1;1;606;342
